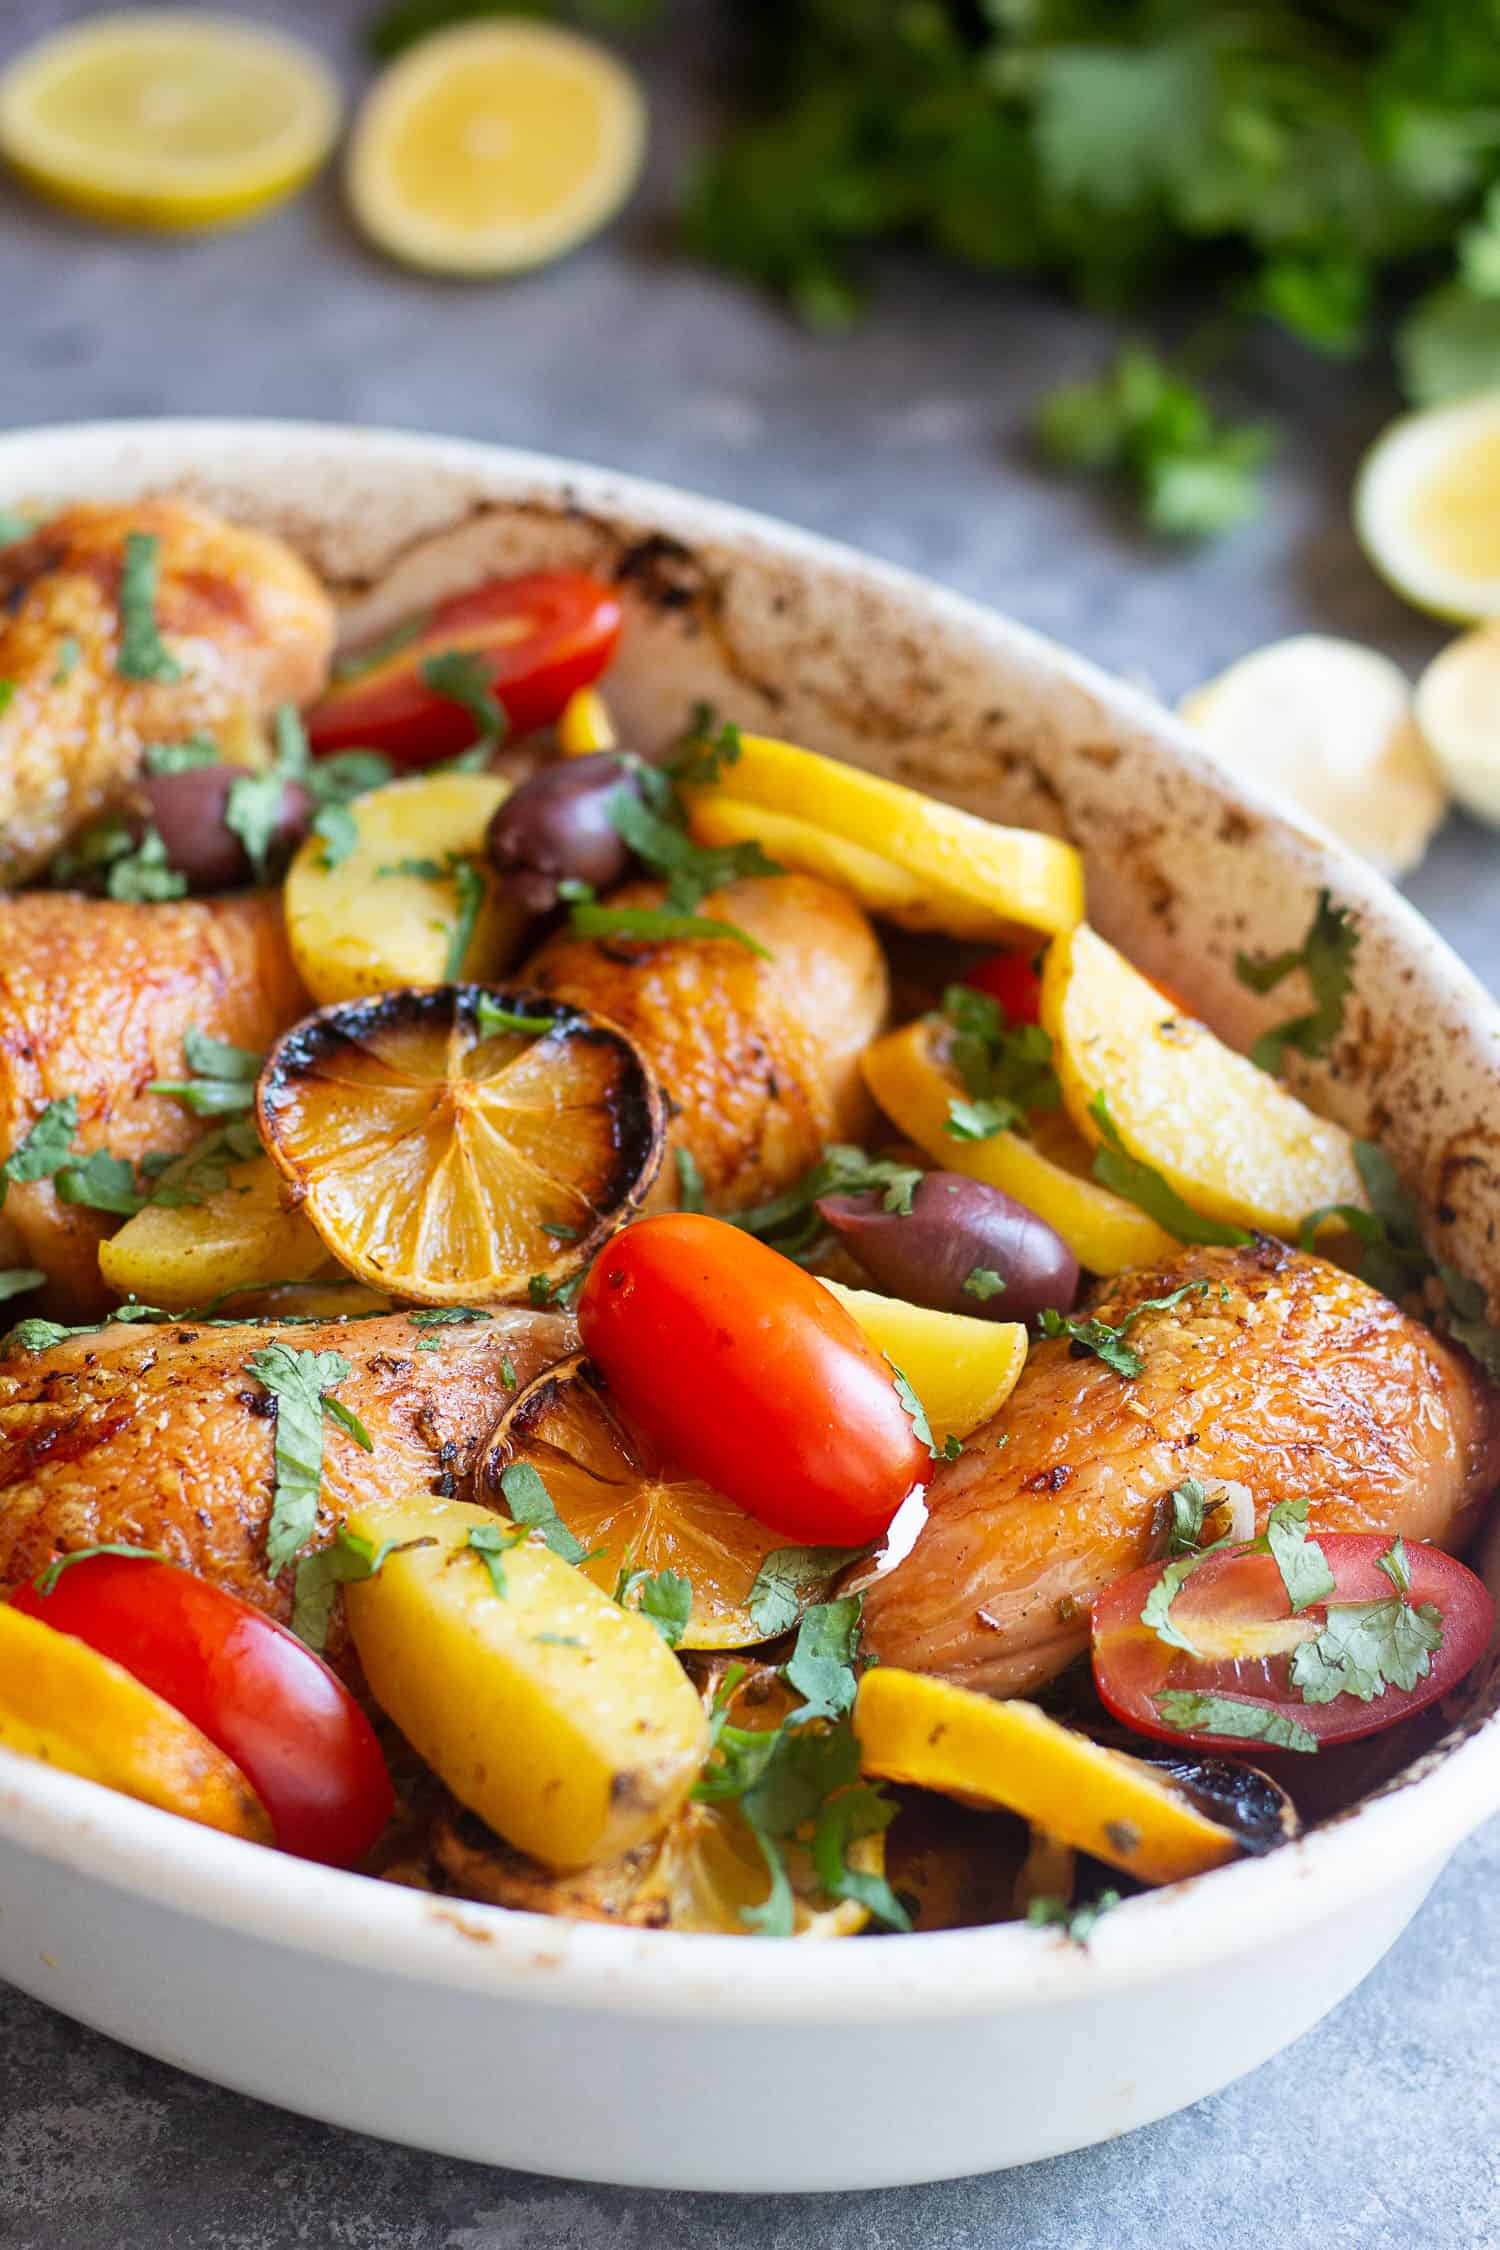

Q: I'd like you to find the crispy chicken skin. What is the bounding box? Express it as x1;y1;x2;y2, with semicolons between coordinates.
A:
0;892;306;1312
861;1242;1500;1698
0;499;335;882
526;873;889;1212
0;1309;574;1650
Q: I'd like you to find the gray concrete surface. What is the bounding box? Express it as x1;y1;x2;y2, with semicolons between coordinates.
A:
0;3;1496;2242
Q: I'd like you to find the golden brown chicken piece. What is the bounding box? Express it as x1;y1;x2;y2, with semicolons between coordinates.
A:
0;499;335;882
0;1308;574;1648
526;874;889;1212
0;891;306;1312
861;1241;1500;1698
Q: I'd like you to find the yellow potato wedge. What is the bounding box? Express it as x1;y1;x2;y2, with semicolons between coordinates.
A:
817;1279;1027;1447
1041;923;1366;1236
283;770;530;1004
98;1149;327;1311
682;735;1084;943
861;1017;1175;1274
854;1668;1243;1887
0;1603;272;1843
343;1491;708;1871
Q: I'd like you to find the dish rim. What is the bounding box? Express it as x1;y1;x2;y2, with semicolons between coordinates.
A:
0;413;1495;2022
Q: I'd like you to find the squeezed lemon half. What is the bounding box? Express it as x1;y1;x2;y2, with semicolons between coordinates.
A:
346;20;647;276
1356;392;1500;621
0;11;341;231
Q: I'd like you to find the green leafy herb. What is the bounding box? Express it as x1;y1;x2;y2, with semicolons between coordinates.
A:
672;703;744;787
290;1526;422;1652
443;860;486;980
0;1268;43;1302
1289;1534;1444;1708
0;509;33;545
891;1362;939;1458
32;1540;167;1597
330;615;428;680
501;1355;517;1387
782;1595;862;1721
474;996;556;1037
116;531;182;682
1264;1494;1336;1615
420;649;505;748
1038;1278;1213;1379
675;1145;706;1213
615;1565;694;1647
224;770;288;883
0;681;14;718
142;736;221;776
149;1026;261;1118
4;1317;73;1352
1237;891;1361;1073
1140;1538;1228;1656
409;1306;490;1327
1163;1478;1212;1556
1153;1690;1318;1754
467;1518;528;1598
370;0;662;61
2;1096;80;1193
499;1459;587;1565
607;783;780;916
962;1266;1006;1302
1087;1094;1252;1247
247;1345;366;1573
142;1116;261;1210
935;983;1060;1142
54;1150;146;1216
1026;1889;1122;1946
569;901;771;958
53;637;80;684
746;1542;867;1638
312;802;359;871
103;826;188;903
732;1143;922;1263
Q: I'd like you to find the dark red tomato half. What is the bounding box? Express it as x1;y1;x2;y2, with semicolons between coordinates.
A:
1092;1536;1494;1753
307;571;623;765
12;1556;392;1865
577;1212;931;1546
963;949;1043;1025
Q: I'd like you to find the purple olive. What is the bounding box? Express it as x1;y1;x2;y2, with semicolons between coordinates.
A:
816;1171;1079;1322
141;765;312;892
486;752;640;914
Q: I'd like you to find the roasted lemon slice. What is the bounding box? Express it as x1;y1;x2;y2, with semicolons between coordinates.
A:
0;1603;271;1843
257;986;665;1304
855;1669;1243;1887
347;20;647;277
861;1016;1175;1274
1356;391;1500;621
683;736;1084;944
0;12;340;232
480;1353;796;1649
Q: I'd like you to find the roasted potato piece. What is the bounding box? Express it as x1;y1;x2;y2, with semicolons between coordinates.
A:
97;1149;327;1311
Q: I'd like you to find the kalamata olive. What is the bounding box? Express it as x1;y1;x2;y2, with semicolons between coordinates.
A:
140;764;313;893
816;1170;1079;1322
486;752;640;913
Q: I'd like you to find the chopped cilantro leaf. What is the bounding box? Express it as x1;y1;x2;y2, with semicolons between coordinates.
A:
962;1266;1006;1301
467;1518;528;1598
105;827;188;903
1236;891;1360;1074
312;802;359;871
420;649;505;747
890;1362;938;1456
606;782;781;915
291;1526;420;1652
782;1595;862;1721
53;637;79;684
474;996;555;1037
671;703;744;787
811;1779;909;1931
247;1344;363;1574
615;1564;693;1648
746;1542;867;1638
33;1541;167;1596
935;983;1059;1143
443;860;486;980
1264;1495;1336;1615
149;1026;261;1117
499;1459;587;1565
0;1268;43;1302
224;770;288;883
1154;1690;1318;1753
143;736;221;776
1026;1889;1121;1946
116;531;182;683
1038;1278;1213;1379
1140;1538;1228;1656
675;1145;706;1213
0;509;32;545
733;1143;921;1263
501;1355;517;1387
409;1306;490;1326
2;1096;80;1194
1088;1094;1252;1246
4;1317;73;1353
54;1150;145;1216
0;681;13;717
568;901;771;957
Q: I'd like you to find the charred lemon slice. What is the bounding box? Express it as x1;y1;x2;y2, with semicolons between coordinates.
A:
855;1669;1243;1887
480;1353;794;1649
683;735;1084;944
257;986;665;1305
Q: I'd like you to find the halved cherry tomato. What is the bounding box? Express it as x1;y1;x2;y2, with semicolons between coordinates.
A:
964;949;1043;1024
1092;1535;1493;1753
12;1556;392;1864
576;1213;931;1545
307;572;623;765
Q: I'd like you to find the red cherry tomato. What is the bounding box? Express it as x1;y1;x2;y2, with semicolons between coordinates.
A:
576;1213;931;1545
964;949;1043;1024
1091;1535;1493;1753
12;1556;392;1864
307;572;624;765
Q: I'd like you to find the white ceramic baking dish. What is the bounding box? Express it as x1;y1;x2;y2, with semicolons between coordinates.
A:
0;420;1496;2192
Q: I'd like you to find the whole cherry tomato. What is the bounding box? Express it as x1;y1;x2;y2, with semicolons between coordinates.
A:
1092;1534;1493;1753
307;571;623;765
13;1555;392;1865
963;949;1043;1024
577;1213;931;1545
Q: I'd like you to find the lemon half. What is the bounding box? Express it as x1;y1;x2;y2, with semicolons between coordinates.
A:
347;20;647;276
1415;624;1500;829
1356;392;1500;621
0;11;341;231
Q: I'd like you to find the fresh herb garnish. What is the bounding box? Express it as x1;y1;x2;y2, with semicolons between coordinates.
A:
675;1145;706;1213
247;1345;372;1574
1026;1889;1122;1947
0;681;14;717
746;1542;869;1639
498;1459;588;1565
474;996;556;1038
32;1540;167;1597
732;1143;922;1263
1;1096;81;1195
1236;891;1360;1074
1153;1691;1318;1754
99;825;189;903
0;508;32;545
891;1363;940;1458
1087;1093;1252;1247
962;1266;1005;1302
312;802;359;871
4;1317;74;1353
149;1025;262;1118
408;1306;490;1327
54;1149;146;1216
606;782;780;916
420;649;505;751
142;736;221;776
53;637;80;684
467;1518;528;1598
1289;1535;1444;1707
568;901;772;957
1142;1493;1331;1657
614;1564;694;1648
934;983;1060;1142
1038;1278;1213;1379
781;1594;862;1721
290;1526;419;1652
116;531;182;682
